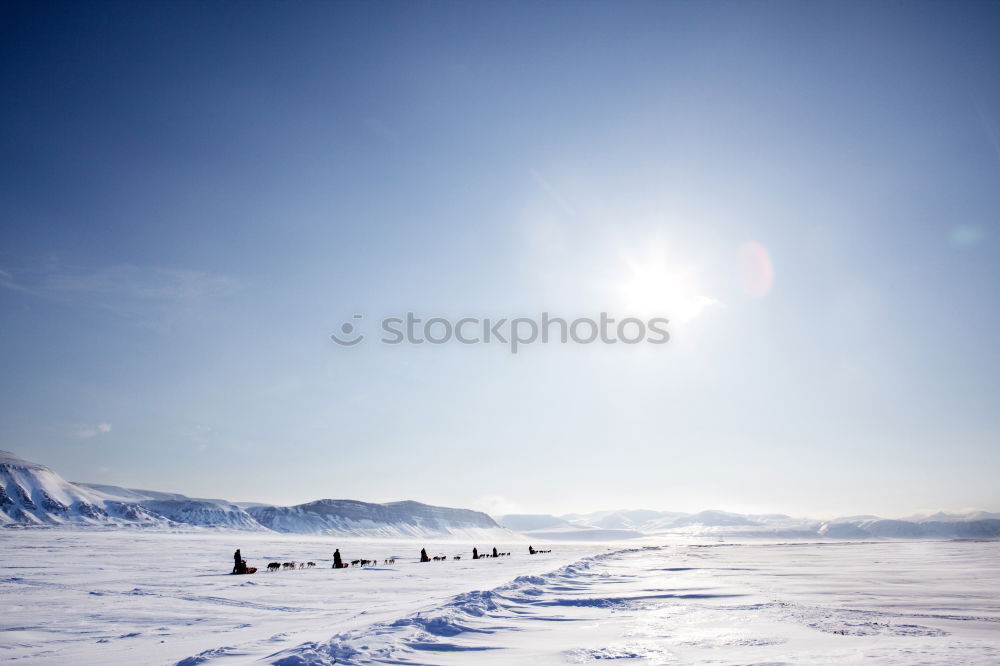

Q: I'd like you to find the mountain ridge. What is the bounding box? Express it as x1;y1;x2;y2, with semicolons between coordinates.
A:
0;450;509;538
5;450;998;541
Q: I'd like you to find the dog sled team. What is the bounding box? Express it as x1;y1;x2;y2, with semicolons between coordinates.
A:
230;544;545;574
265;561;316;571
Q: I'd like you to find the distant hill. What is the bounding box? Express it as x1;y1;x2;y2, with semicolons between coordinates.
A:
496;513;644;541
502;507;1000;541
497;514;576;531
247;499;503;538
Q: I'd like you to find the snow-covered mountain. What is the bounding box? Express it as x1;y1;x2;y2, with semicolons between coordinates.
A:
0;450;510;538
5;450;997;540
818;517;1000;539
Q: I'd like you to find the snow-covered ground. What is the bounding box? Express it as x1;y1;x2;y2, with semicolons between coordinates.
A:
2;531;998;665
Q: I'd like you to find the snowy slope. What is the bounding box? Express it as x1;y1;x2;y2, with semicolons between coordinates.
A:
0;450;169;527
72;483;269;530
248;499;510;538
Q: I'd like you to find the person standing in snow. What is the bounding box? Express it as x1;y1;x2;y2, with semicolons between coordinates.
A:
333;549;343;568
420;548;430;562
473;547;478;560
233;548;242;573
492;547;498;558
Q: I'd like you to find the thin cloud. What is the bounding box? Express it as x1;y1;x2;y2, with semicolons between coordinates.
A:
42;265;244;302
475;494;521;518
529;169;578;217
1;262;247;330
364;117;399;143
75;423;112;439
0;267;34;294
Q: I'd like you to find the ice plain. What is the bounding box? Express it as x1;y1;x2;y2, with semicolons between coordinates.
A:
1;530;998;665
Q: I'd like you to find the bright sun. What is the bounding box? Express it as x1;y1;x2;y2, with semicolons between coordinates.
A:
613;253;718;324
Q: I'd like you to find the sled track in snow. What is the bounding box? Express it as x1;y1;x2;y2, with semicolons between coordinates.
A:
250;546;665;665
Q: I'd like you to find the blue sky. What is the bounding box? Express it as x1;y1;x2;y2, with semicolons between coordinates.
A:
2;1;998;518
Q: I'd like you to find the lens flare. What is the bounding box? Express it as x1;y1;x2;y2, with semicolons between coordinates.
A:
737;241;774;298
